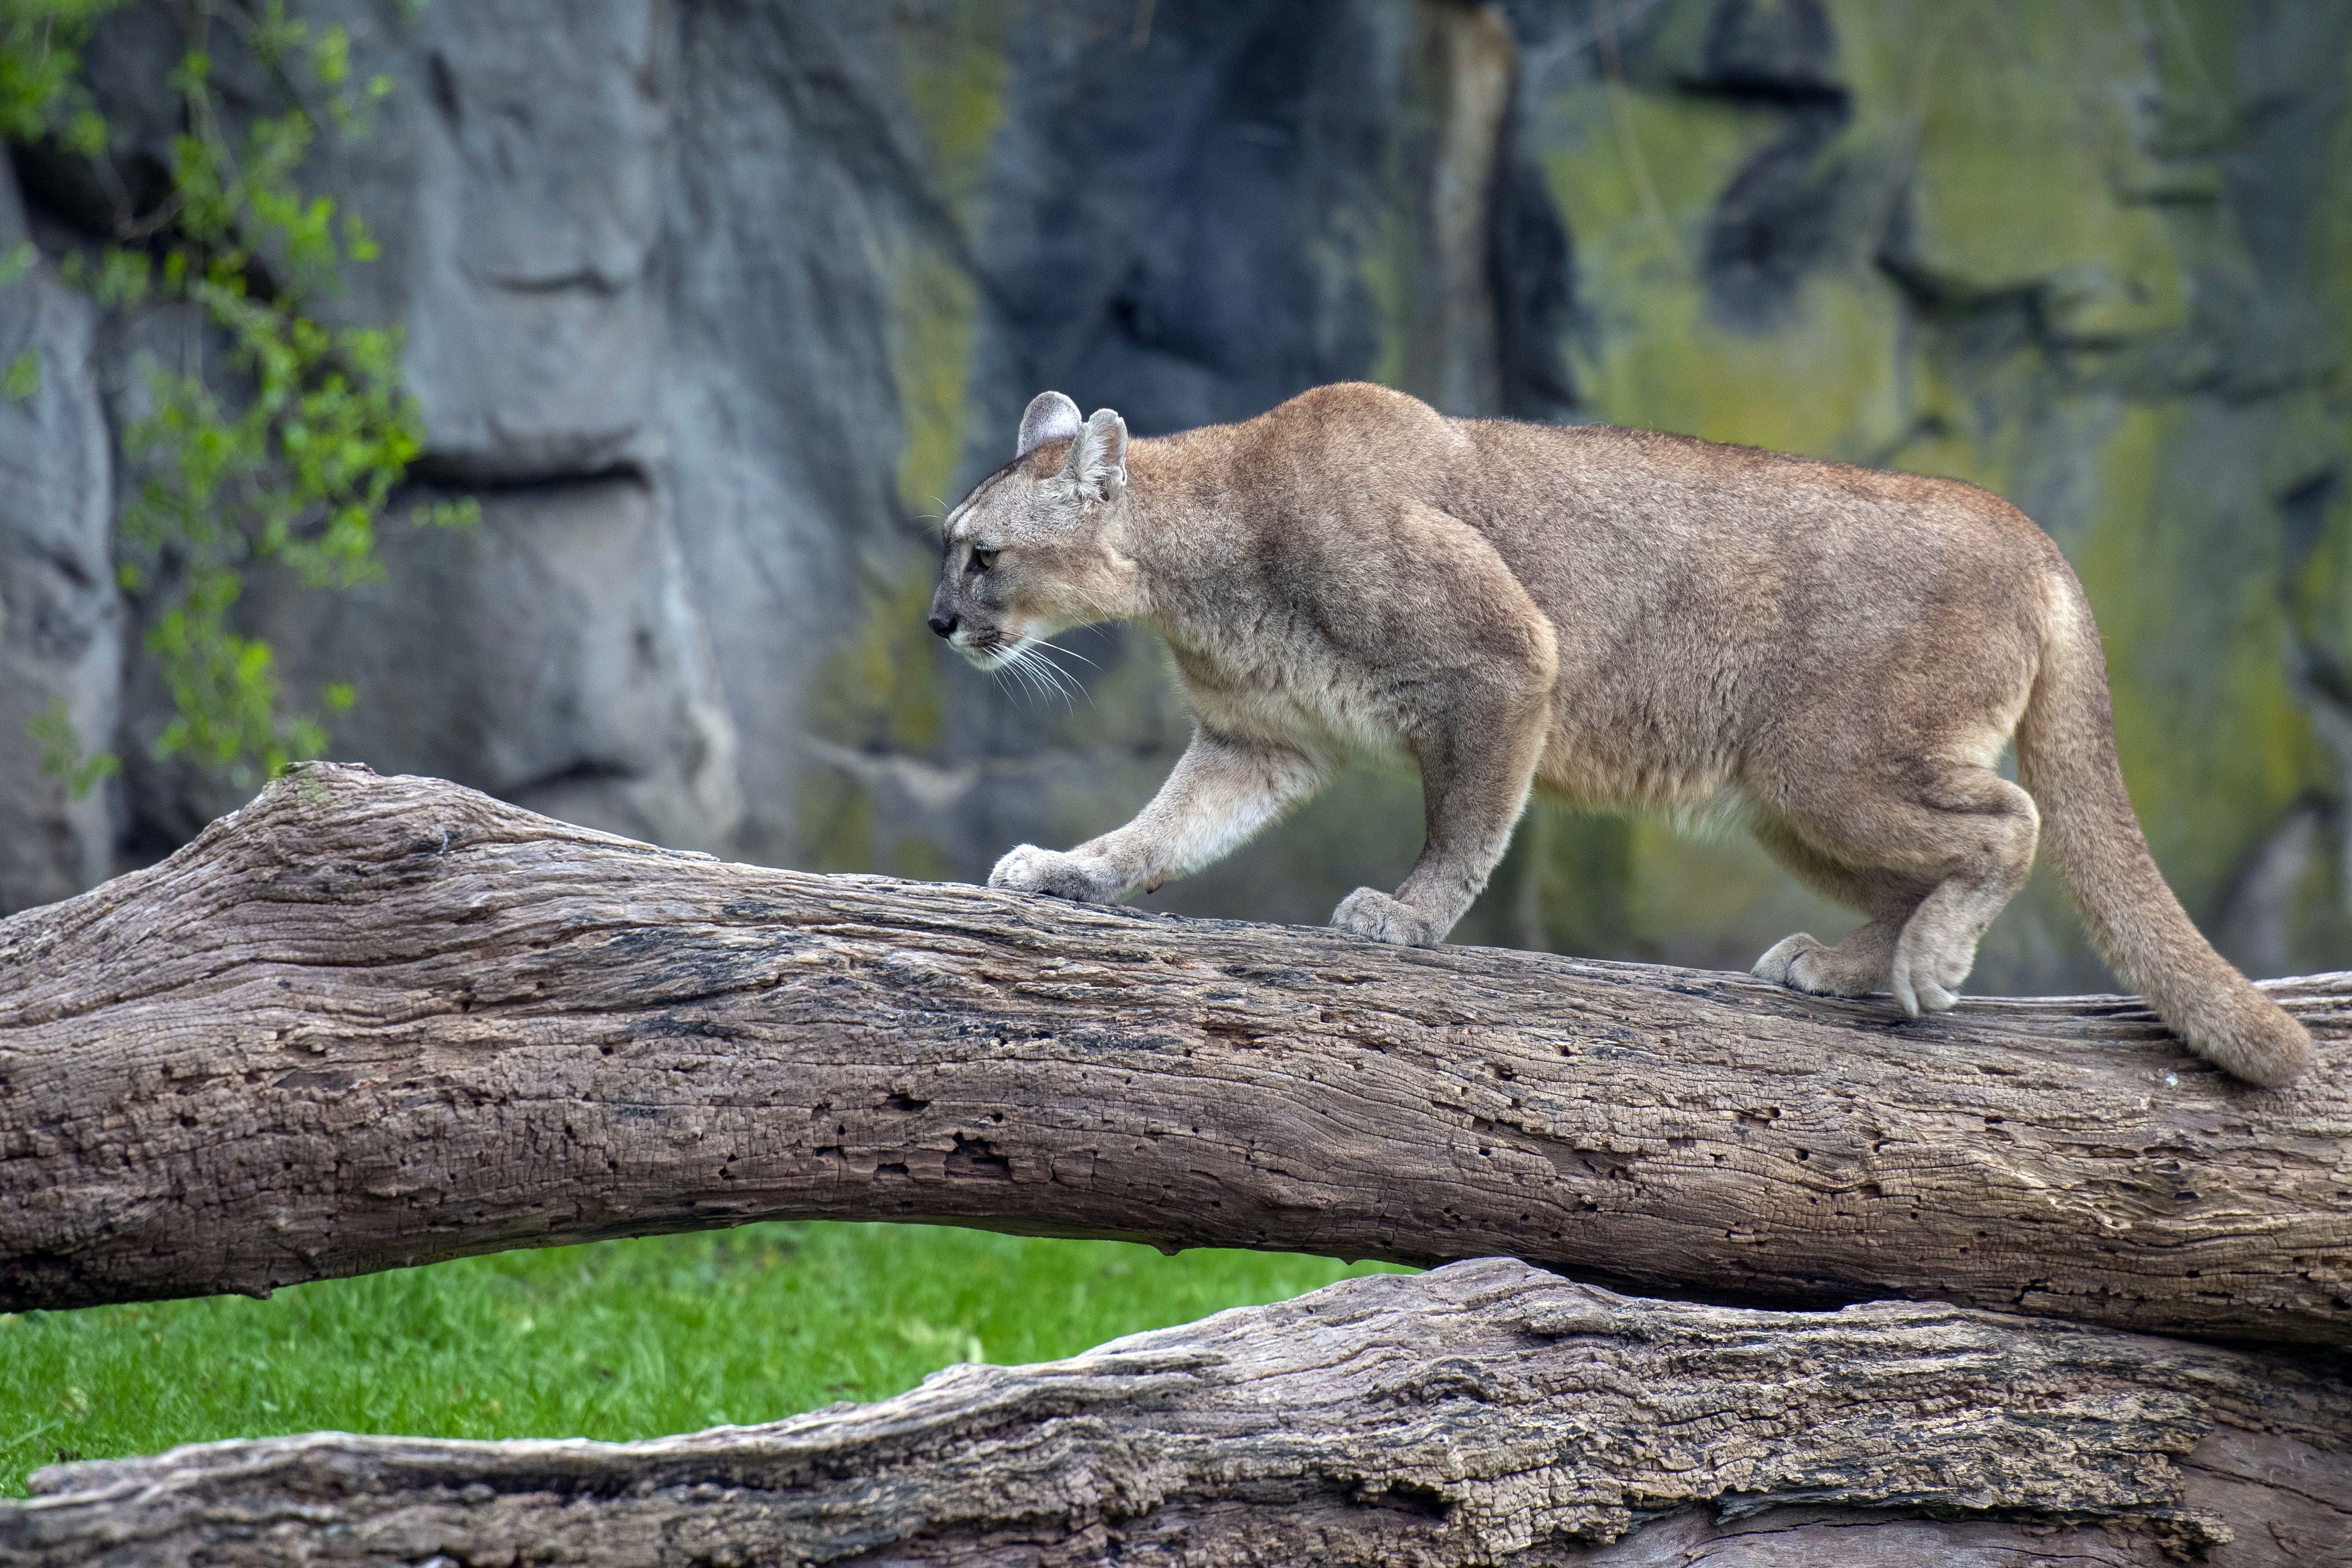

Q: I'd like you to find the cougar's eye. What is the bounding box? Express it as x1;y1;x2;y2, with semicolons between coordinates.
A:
968;548;997;574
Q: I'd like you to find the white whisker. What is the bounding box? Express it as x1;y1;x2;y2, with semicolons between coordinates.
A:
1029;641;1095;707
1004;639;1079;711
1005;645;1056;708
990;662;1033;706
1011;645;1069;710
997;646;1041;702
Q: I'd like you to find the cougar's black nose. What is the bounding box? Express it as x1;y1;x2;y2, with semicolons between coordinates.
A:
927;613;958;638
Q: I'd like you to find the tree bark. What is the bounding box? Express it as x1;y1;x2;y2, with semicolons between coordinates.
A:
2;764;2346;1341
4;1258;2346;1567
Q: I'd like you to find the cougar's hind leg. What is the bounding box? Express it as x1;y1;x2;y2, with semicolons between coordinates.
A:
1749;815;1931;998
1764;763;2039;1015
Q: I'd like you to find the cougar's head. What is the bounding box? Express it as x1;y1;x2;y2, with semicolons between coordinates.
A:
927;390;1134;670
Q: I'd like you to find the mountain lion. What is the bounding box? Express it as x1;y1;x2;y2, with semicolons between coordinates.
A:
924;382;2311;1087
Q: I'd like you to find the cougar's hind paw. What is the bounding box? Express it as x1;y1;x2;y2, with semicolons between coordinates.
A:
1751;933;1825;988
1758;933;1893;998
1890;924;1970;1017
1888;957;1961;1016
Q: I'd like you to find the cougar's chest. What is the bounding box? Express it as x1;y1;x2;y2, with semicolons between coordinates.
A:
1168;639;1411;767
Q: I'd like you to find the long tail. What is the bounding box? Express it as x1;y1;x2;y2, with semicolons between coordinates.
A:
2014;569;2312;1086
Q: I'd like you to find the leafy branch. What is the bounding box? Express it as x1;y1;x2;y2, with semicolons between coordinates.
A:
0;0;114;154
2;0;470;795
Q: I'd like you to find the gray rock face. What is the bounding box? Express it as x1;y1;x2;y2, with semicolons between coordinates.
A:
0;165;117;915
383;0;669;484
117;477;741;855
239;478;743;852
7;0;2349;991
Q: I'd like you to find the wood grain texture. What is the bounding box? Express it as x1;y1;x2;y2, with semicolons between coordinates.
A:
5;1259;2347;1567
2;764;2347;1340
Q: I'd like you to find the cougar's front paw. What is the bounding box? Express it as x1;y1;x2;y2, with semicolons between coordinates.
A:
1332;887;1446;948
988;844;1125;903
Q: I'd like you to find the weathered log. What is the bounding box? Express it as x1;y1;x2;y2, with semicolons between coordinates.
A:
2;765;2346;1340
4;1259;2347;1567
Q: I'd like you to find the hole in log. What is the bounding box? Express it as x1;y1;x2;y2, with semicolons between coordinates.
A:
948;1135;1013;1179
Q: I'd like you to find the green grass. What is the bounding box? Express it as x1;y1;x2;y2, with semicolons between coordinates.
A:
0;1223;1407;1495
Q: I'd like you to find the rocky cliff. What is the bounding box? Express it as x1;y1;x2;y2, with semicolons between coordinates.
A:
5;0;2347;991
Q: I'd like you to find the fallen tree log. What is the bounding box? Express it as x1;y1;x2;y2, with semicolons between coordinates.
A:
4;1259;2346;1567
2;764;2346;1340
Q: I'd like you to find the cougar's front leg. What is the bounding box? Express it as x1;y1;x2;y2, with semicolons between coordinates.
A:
990;729;1325;903
1327;501;1560;949
1333;675;1553;949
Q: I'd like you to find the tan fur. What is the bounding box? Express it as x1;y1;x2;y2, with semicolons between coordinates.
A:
927;384;2312;1087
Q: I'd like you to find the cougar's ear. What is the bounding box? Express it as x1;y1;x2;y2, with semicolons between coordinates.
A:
1061;407;1127;502
1015;390;1083;459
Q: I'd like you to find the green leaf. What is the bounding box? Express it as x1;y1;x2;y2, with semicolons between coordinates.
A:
2;350;38;402
29;698;120;799
415;496;481;532
98;247;152;307
65;104;106;155
310;25;350;88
